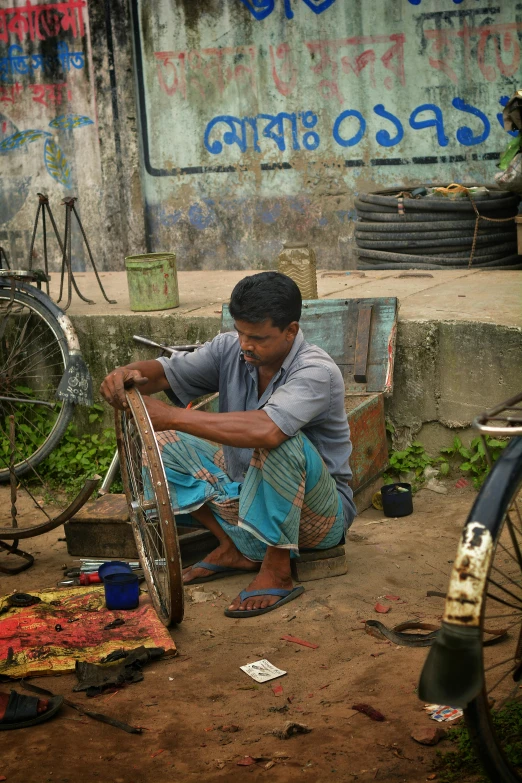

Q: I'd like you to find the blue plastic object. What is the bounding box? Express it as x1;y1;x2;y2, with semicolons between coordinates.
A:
103;572;140;610
98;561;133;581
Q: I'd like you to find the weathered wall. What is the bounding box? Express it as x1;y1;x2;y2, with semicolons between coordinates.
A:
385;320;522;452
1;1;519;272
0;0;145;270
133;0;520;270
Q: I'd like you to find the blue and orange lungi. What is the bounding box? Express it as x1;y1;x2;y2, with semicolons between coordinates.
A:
155;430;344;561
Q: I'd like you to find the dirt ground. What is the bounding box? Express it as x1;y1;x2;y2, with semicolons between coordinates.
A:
0;485;477;783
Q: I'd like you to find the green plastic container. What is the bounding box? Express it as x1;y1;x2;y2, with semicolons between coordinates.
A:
124;253;179;312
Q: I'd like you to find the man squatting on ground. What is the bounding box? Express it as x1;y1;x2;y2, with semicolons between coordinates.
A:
101;272;356;618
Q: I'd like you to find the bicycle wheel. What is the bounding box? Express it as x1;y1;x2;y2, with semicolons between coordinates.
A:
462;437;522;783
0;288;74;480
115;388;184;626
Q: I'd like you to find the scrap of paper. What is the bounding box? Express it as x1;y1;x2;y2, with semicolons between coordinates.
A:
424;704;463;722
240;659;287;683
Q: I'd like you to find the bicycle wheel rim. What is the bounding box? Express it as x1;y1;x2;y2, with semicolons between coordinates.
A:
464;445;522;783
0;289;73;480
116;389;184;625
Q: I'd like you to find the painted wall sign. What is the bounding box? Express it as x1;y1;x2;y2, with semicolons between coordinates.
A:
132;0;518;270
0;0;99;270
132;0;522;268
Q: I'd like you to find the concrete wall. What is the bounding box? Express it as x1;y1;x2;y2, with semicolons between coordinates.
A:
1;0;519;272
385;320;522;453
133;0;519;270
0;0;145;271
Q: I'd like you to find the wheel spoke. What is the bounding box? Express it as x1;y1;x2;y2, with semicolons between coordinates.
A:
487;577;522;607
506;514;522;572
487;663;519;698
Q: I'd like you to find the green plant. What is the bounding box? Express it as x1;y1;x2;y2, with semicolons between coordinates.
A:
383;440;433;490
439;435;508;489
383;433;508;492
1;402;121;498
39;404;121;496
435;701;522;782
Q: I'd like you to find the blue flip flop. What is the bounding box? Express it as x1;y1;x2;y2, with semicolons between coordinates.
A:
185;561;257;585
224;585;305;618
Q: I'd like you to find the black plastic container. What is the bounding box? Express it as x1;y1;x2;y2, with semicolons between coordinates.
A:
381;482;413;518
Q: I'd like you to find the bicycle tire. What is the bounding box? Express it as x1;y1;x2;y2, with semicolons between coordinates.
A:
0;288;75;481
115;388;184;626
462;437;522;783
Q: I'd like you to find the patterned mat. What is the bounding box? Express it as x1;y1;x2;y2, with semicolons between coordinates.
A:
0;586;176;678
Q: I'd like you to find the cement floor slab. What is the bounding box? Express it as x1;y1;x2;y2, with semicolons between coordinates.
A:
50;269;522;328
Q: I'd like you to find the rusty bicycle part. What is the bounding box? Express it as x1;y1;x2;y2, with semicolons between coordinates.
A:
420;392;522;783
115;388;183;626
0;414;34;573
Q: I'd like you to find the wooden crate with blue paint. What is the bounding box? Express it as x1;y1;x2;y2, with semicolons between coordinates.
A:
296;297;397;512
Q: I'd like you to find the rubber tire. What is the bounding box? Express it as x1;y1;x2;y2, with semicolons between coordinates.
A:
354;207;518;223
355;229;511;242
0;288;75;481
356;243;518;266
354;233;516;251
354;220;513;233
463;445;522;783
358;260;522;271
358;191;519;212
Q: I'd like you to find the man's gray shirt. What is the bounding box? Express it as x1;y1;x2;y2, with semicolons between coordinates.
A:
157;329;356;530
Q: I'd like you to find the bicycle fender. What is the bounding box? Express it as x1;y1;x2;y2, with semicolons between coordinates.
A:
444;438;522;631
418;622;483;708
0;281;81;352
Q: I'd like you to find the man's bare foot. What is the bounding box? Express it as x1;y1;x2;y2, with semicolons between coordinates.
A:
228;547;294;612
183;541;259;584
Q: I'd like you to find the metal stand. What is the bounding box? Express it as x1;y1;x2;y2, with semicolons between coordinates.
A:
28;193;64;296
27;194;117;311
58;197;116;311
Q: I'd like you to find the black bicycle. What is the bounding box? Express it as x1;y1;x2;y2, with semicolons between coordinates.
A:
419;391;522;783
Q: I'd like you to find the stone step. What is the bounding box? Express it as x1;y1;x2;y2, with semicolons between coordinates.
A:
291;545;347;582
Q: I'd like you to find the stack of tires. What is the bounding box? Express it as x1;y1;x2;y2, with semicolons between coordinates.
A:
355;188;521;270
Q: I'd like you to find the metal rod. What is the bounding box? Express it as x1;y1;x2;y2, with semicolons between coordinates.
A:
98;449;120;495
27;201;42;273
9;415;17;529
41;205;50;295
0;396;55;409
132;335;200;355
0;247;10;271
66;202;73;310
57;201;68;304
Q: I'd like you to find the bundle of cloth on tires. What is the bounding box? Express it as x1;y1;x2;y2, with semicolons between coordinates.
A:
354;185;521;270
